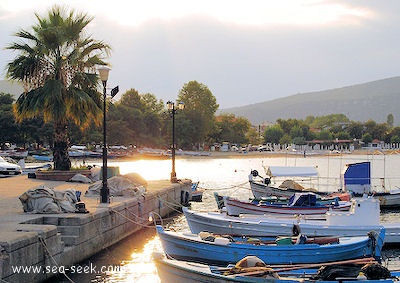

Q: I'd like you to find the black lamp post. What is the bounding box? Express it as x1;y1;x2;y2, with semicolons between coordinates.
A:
167;100;184;183
98;66;119;203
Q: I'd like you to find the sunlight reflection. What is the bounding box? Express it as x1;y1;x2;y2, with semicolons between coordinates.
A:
108;160;171;181
104;236;163;283
84;155;400;282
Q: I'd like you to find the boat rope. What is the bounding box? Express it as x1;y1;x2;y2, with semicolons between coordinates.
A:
110;208;180;228
38;236;75;283
111;208;152;227
156;196;186;213
199;181;249;191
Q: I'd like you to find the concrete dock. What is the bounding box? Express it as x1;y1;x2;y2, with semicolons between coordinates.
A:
0;174;192;282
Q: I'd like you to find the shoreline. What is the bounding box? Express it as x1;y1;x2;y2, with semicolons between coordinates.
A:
175;148;400;159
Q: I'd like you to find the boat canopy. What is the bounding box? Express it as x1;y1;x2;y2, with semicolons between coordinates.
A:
343;162;371;185
266;166;318;177
288;192;318;206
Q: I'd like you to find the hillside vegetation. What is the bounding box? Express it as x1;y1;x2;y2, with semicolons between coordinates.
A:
3;76;400;125
221;76;400;125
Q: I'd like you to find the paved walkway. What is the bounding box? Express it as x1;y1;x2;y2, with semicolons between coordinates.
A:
0;174;171;227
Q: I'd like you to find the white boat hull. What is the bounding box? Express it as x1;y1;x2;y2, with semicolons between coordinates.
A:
224;196;350;216
183;197;400;245
249;180;321;199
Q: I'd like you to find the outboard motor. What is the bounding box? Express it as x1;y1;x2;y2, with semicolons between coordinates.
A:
251;170;259;177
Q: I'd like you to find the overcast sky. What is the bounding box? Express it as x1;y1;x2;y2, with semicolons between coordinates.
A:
0;1;399;109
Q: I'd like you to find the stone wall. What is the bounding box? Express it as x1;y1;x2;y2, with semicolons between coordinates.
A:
0;180;192;282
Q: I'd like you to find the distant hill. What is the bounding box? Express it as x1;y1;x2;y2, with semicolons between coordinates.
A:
3;77;400;125
0;80;23;100
220;77;400;125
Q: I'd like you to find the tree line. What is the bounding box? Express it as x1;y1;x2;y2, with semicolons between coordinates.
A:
1;87;398;152
264;114;400;146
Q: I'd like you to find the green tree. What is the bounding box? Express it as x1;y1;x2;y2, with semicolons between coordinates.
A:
109;89;164;147
279;134;292;145
336;131;351;140
389;127;400;140
292;136;306;145
364;120;388;141
362;133;373;144
307;114;349;129
177;81;219;148
387;114;394;128
0;93;19;147
289;125;303;139
246;127;261;145
347;121;364;139
277;118;311;140
213;114;251;145
6;6;110;170
264;125;284;144
390;135;400;144
316;130;333;140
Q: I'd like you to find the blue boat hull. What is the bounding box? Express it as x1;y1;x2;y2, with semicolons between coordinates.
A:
156;226;383;266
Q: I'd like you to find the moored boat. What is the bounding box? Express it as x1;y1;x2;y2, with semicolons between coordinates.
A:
182;197;400;245
343;161;400;208
249;166;324;199
156;225;384;266
223;192;351;216
154;252;398;283
190;181;203;202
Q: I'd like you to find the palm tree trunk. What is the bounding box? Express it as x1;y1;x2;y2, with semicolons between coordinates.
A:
53;123;71;171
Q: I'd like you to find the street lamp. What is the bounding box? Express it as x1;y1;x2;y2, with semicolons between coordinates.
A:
98;66;119;203
167;100;184;183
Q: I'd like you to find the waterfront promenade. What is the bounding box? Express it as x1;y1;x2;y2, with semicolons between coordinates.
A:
0;174;191;282
0;174;172;226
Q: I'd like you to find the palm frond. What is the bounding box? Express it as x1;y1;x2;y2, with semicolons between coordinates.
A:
66;87;102;128
7;4;110;129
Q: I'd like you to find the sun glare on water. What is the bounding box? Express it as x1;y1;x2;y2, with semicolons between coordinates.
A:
103;236;163;283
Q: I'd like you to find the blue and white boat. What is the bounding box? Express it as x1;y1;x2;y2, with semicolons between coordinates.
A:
249;166;323;199
183;197;400;245
156;225;384;266
223;192;351;216
154;252;398;283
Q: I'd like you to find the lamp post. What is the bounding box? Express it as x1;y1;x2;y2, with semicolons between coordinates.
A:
98;66;110;203
167;100;184;183
97;66;119;203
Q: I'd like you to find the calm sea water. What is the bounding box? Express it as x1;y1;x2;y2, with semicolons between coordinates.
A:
57;154;400;282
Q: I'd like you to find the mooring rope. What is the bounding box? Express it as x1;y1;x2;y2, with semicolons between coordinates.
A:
199;181;249;191
38;236;75;283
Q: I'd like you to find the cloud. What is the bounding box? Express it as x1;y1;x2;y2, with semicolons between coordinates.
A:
1;1;399;108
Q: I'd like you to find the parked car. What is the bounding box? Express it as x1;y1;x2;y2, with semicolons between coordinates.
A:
0;156;22;175
258;145;271;151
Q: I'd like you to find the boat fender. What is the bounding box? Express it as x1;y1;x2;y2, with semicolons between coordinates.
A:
295;234;307;245
292;224;301;236
264;177;271;185
214;237;230;245
357;272;367;280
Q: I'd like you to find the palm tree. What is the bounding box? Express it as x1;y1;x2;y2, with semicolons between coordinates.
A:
6;5;110;170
